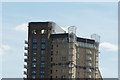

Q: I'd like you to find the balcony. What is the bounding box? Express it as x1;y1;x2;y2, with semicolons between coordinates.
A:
86;68;92;73
24;71;27;75
24;46;28;50
24;65;27;69
69;70;73;74
86;50;92;55
86;62;92;67
24;52;28;56
86;56;92;61
85;74;92;78
25;40;28;44
24;58;28;62
69;63;74;68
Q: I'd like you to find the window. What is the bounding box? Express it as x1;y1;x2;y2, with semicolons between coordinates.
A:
41;29;46;34
33;50;37;54
40;63;45;68
41;56;45;61
33;44;37;49
40;75;44;78
69;63;74;67
32;63;36;67
41;38;46;43
32;30;37;35
61;75;66;78
40;69;45;73
51;70;52;74
32;70;36;74
32;75;36;79
32;68;36;74
51;45;53;49
51;57;53;61
56;51;58;54
33;38;37;43
51;51;53;55
41;50;45;54
61;57;67;61
32;56;37;62
41;44;46;49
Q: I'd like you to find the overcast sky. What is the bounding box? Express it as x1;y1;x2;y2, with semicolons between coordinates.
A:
1;1;118;79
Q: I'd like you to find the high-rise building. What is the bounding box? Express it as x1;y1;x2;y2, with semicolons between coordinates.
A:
24;21;102;79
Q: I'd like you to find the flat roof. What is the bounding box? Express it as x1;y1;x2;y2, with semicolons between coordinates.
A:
50;33;95;44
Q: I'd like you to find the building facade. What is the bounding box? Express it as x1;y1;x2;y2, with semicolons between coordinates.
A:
24;22;102;79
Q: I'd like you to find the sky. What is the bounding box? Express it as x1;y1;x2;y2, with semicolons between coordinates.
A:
1;1;118;79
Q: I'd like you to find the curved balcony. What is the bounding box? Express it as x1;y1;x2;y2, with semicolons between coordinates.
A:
86;56;92;61
25;40;28;44
85;74;92;78
24;65;27;68
86;62;92;67
24;52;28;56
24;58;28;62
86;68;92;73
24;46;28;50
24;71;27;75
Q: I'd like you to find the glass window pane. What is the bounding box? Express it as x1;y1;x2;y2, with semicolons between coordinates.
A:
41;38;46;43
33;44;37;49
33;38;37;43
41;44;45;49
41;50;45;54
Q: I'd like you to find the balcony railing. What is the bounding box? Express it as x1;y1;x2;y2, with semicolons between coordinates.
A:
24;71;27;75
86;62;92;67
69;63;74;68
24;46;28;50
24;65;27;69
24;52;28;56
86;68;92;73
86;50;92;55
86;56;92;61
24;58;28;62
85;74;92;78
69;70;73;74
25;40;28;44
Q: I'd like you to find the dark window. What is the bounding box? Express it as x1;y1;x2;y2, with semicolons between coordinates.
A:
56;45;58;47
51;45;53;49
51;51;53;55
51;57;53;61
51;70;52;74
